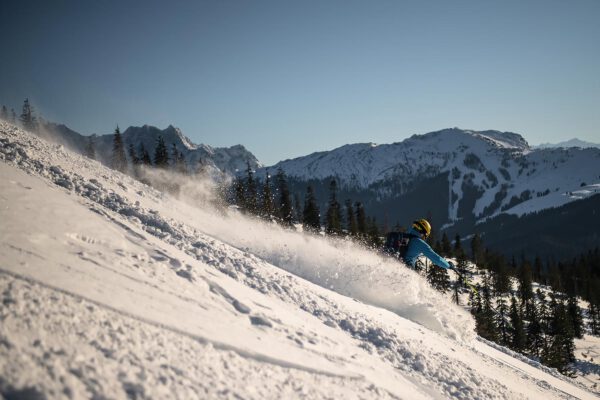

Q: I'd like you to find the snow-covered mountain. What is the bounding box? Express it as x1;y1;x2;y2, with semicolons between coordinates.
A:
263;128;600;226
41;122;260;175
535;138;600;150
1;121;598;399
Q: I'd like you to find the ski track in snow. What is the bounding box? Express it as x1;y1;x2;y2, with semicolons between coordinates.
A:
0;121;597;399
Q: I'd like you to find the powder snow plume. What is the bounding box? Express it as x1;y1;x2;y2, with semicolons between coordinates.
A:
139;165;476;342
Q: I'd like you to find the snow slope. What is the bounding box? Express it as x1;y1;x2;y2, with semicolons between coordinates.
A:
0;121;596;399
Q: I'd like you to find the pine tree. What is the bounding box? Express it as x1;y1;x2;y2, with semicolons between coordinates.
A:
302;185;320;232
452;278;461;305
128;142;140;177
244;161;258;214
526;300;544;358
355;202;367;239
177;152;187;174
533;256;544;283
454;233;462;256
20;98;38;132
128;142;140;165
456;249;469;289
517;260;534;315
366;216;382;247
234;176;246;211
153;136;169;168
10;109;17;123
544;293;576;374
294;193;303;223
85;135;96;160
139;143;152;166
536;289;550;355
260;171;275;220
509;296;527;352
589;301;600;335
0;105;8;120
276;168;293;226
426;265;451;293
476;273;499;341
496;296;510;346
111;126;127;173
441;232;452;257
566;293;583;339
345;200;357;237
325;179;342;235
493;264;512;296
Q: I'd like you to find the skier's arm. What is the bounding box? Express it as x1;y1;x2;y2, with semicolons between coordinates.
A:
414;239;451;269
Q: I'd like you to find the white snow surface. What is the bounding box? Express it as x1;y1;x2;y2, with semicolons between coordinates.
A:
0;121;597;399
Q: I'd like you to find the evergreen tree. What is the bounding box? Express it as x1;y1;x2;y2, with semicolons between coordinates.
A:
260;171;275;220
366;216;382;247
441;232;452;257
544;293;576;374
517;260;534;315
20;98;38;132
234;176;246;211
0;105;8;120
325;179;342;235
355;202;367;239
276;168;293;226
10;109;17;123
454;233;463;256
426;265;451;293
169;144;186;174
470;233;483;264
128;142;140;165
526;300;544;358
509;296;527;352
139;143;152;166
294;193;303;223
479;273;499;341
456;249;469;288
589;301;600;335
111;126;127;173
536;289;551;355
533;256;544;283
302;185;320;232
493;263;512;296
345;199;357;237
153;136;169;168
496;296;510;346
452;278;461;305
85;135;96;160
244;161;258;214
566;293;583;339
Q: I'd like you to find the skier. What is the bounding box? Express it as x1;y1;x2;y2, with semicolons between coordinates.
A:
386;219;454;270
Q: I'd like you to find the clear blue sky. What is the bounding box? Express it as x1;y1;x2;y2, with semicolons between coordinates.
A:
1;0;599;164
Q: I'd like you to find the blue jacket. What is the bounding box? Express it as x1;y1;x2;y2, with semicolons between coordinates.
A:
403;228;451;269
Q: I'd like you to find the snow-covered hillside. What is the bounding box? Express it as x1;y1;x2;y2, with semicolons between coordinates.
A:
263;128;600;223
0;121;597;399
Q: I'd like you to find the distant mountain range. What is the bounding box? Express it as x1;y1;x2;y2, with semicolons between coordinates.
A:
259;128;600;260
40;122;260;175
534;138;600;149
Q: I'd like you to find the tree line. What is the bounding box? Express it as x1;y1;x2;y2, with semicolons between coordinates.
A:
1;99;38;131
232;164;383;246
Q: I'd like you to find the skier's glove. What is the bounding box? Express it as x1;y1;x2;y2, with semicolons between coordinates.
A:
447;261;456;270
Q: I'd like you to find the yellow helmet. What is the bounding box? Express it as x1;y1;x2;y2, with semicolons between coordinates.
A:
412;218;431;239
